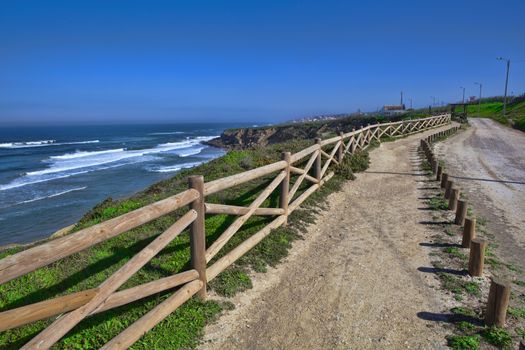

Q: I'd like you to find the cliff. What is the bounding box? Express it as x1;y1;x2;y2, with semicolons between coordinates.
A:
206;115;403;149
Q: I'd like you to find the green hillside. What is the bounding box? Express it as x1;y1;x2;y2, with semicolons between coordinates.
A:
467;97;525;131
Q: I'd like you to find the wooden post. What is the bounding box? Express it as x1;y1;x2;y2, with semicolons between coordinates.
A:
431;158;438;174
462;218;476;248
440;173;448;189
455;200;467;225
338;132;344;162
468;238;486;277
448;188;459;211
519;340;525;350
314;138;322;182
188;175;207;300
280;152;291;225
436;165;443;181
485;278;511;327
444;180;454;199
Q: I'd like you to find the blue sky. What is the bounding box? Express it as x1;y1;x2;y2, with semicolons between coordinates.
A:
1;0;524;126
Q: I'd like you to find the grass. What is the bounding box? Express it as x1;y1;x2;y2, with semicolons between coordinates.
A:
466;97;525;132
481;327;512;348
447;335;480;350
427;197;449;210
508;307;525;320
0;134;376;349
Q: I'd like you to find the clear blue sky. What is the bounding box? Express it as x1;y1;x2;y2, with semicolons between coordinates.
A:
1;0;524;126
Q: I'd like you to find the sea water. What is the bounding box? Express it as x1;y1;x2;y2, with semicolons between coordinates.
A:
0;123;247;245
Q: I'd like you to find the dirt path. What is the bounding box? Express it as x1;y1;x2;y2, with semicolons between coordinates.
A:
199;126;457;350
436;118;525;272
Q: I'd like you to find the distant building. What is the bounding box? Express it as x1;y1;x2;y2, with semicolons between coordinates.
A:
381;104;406;117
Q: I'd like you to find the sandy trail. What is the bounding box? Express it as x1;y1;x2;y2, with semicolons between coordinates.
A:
199;126;455;350
436;118;525;272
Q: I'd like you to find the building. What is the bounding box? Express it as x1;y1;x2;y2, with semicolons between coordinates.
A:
381;104;406;117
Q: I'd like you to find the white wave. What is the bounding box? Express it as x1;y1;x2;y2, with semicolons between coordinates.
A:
149;162;202;173
0;136;214;191
148;131;185;135
17;186;87;205
176;146;205;157
0;140;99;149
50;148;125;160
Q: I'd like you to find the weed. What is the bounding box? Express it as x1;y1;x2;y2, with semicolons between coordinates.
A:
427;197;449;210
508;307;525;319
514;280;525;287
516;327;525;340
457;321;476;332
444;246;467;261
481;327;512;348
447;335;480;350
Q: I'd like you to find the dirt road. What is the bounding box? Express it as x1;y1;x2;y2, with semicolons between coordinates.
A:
436;118;525;272
199;126;457;350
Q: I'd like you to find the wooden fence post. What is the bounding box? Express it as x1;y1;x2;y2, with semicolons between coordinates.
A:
455;200;467;225
338;132;344;162
431;158;438;174
462;218;476;248
314;138;322;182
188;175;207;300
448;188;459;211
280;152;291;225
440;173;448;189
444;180;454;199
468;238;486;277
485;278;511;327
436;165;443;181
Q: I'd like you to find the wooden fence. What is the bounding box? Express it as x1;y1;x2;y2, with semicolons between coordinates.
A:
0;114;451;349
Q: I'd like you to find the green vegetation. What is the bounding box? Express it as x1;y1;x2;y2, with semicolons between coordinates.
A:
508;307;525;319
447;335;480;350
0;130;376;349
481;327;512;348
466;96;525;132
427;196;449;210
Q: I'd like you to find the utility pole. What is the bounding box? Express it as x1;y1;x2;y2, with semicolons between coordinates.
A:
460;86;465;103
497;57;511;120
400;91;403;106
474;82;482;116
409;98;413;109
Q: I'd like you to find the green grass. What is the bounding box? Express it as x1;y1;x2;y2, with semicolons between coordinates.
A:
427;197;449;211
481;327;512;348
467;99;525;132
447;335;480;350
0;135;376;349
508;307;525;320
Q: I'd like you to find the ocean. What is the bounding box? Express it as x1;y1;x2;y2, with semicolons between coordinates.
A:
0;123;249;246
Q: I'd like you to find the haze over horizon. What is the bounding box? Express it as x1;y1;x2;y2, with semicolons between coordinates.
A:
1;0;525;126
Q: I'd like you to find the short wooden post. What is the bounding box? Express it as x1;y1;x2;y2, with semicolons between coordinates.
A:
436;165;443;181
431;158;438;174
440;173;448;189
280;152;291;225
485;278;511;327
188;175;207;300
462;218;476;248
338;132;344;162
455;200;467;225
314;138;322;182
448;188;459;211
444;180;454;199
468;238;486;277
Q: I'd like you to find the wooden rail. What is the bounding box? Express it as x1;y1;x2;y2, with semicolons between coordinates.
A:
0;113;451;349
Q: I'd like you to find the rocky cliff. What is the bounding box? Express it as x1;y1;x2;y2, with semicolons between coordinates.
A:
206;115;402;149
